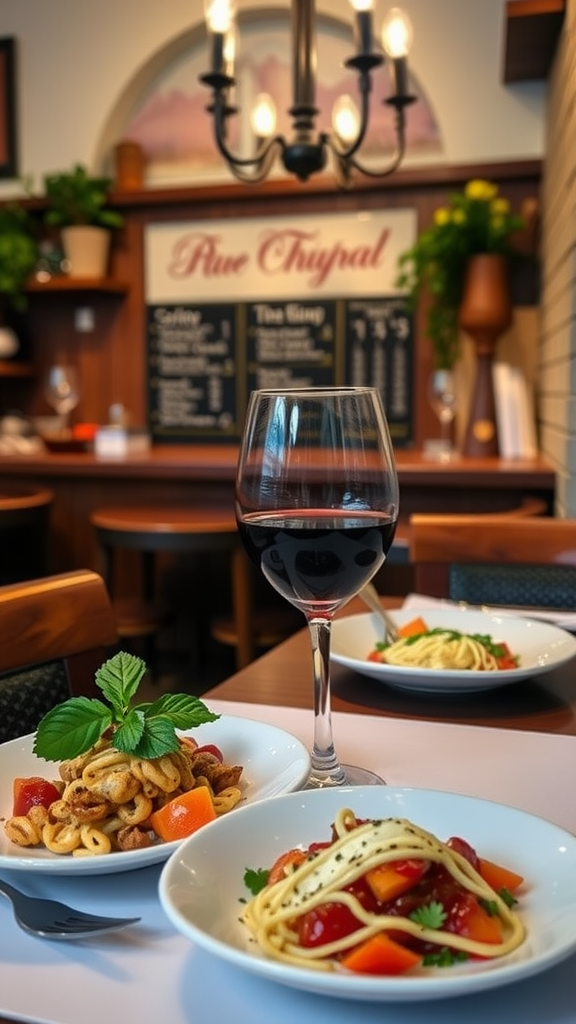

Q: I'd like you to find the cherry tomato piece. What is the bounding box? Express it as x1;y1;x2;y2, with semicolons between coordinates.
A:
297;902;362;948
445;836;480;871
12;776;61;817
193;743;224;762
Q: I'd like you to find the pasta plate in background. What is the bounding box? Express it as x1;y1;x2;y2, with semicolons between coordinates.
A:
330;609;576;693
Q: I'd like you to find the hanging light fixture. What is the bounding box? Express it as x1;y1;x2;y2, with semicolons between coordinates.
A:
200;0;416;187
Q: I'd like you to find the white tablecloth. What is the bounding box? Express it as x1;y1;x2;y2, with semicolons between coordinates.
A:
1;701;575;1024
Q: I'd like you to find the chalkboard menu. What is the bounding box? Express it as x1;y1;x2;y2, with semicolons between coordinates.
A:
147;304;241;441
144;209;417;446
147;297;413;446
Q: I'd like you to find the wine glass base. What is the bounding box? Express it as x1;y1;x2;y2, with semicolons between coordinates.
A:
305;763;385;789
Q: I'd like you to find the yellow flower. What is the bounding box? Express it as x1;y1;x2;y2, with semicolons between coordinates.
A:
491;197;510;216
395;177;525;370
434;208;450;226
465;178;497;202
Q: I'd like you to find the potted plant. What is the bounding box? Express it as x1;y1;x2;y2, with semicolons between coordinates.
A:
43;164;124;278
395;178;525;370
0;203;39;312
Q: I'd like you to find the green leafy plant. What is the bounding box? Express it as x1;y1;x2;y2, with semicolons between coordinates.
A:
33;651;220;762
43;163;124;229
0;203;39;310
396;179;525;369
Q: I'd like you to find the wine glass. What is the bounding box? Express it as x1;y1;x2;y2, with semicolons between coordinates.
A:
235;386;399;789
428;369;458;460
44;365;80;437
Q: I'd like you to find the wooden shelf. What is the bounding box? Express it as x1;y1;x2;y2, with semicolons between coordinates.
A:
25;276;129;295
503;0;565;83
0;361;33;378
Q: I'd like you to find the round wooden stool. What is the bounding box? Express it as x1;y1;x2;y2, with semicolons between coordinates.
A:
0;486;54;584
89;505;294;672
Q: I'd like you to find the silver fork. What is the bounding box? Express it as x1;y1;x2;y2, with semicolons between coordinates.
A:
0;878;141;940
358;582;399;644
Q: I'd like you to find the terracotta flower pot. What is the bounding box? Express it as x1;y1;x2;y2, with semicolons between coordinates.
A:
459;254;512;458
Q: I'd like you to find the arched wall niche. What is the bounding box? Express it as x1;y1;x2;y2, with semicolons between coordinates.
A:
95;8;440;188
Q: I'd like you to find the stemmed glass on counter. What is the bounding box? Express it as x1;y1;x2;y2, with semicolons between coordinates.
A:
44;365;80;436
235;386;399;789
428;369;458;460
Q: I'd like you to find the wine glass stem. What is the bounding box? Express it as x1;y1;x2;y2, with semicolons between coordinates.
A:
307;617;348;787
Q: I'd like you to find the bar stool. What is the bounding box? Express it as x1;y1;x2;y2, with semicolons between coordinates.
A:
0;486;54;584
89;504;294;672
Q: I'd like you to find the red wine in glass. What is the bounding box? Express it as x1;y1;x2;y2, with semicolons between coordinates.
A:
235;386;399;789
239;511;397;616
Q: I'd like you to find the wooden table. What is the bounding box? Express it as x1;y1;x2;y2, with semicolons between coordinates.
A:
204;597;576;736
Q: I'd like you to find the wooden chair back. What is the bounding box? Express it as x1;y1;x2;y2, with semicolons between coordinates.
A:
409;514;576;598
0;569;118;696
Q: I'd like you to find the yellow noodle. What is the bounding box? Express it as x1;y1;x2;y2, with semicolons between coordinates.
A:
243;809;525;972
382;632;500;670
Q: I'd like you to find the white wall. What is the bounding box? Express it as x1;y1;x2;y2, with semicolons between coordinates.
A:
0;0;547;198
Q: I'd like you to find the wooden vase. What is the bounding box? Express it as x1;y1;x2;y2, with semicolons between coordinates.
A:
459;253;512;458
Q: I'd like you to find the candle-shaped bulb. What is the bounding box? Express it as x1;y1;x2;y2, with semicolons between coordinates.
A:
332;94;360;144
204;0;236;34
381;7;413;58
251;93;277;139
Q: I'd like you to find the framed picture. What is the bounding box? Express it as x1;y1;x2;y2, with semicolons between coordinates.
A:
0;38;17;178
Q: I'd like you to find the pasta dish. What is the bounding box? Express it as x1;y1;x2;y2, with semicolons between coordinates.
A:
243;808;525;974
4;735;243;857
369;625;519;671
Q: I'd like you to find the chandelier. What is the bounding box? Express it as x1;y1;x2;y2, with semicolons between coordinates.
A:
200;0;416;188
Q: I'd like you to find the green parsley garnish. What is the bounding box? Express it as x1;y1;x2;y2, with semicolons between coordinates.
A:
497;886;517;908
33;650;220;762
409;900;447;929
422;948;469;968
243;867;270;896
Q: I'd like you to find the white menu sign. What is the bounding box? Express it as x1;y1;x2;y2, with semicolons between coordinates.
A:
144;209;416;304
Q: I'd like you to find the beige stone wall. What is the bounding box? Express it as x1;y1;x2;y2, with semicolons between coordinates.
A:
539;0;576;515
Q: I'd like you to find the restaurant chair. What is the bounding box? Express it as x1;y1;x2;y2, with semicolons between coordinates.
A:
0;568;119;743
409;513;576;604
90;504;298;673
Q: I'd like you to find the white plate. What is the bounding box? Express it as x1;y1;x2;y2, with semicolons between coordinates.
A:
330;608;576;692
159;785;576;1003
0;716;310;875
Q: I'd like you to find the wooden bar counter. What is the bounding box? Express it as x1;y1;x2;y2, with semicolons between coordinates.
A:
0;446;555;575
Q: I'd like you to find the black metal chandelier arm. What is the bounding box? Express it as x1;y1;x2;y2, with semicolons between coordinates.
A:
223;141;283;185
209;96;283;183
332;105;408;181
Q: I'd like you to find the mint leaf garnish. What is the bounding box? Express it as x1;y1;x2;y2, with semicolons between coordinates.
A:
33;697;112;760
142;692;219;729
95;650;147;710
111;708;147;754
33;651;220;762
